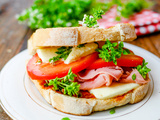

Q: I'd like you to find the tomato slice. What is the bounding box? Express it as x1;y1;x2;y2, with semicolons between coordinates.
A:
87;55;144;69
27;52;98;80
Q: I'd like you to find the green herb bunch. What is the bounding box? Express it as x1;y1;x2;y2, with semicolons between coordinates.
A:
46;68;80;97
136;59;151;79
17;0;107;29
120;0;151;18
49;46;72;63
110;0;152;21
96;40;130;65
81;8;105;28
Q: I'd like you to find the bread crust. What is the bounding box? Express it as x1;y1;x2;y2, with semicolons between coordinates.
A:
31;78;149;115
28;23;136;55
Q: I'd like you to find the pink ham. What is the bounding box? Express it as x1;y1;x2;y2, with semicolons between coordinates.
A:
77;66;123;90
80;74;113;90
120;69;150;84
77;66;123;82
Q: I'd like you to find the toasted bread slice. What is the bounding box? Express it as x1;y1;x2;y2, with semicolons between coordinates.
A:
28;23;136;55
30;78;149;116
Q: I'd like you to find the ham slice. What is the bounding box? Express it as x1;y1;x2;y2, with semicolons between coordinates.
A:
77;66;123;82
77;66;123;90
120;69;150;84
80;74;113;90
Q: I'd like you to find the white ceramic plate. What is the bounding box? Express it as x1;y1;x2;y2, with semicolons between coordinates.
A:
0;43;160;120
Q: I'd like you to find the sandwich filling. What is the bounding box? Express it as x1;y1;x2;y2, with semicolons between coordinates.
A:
27;40;150;99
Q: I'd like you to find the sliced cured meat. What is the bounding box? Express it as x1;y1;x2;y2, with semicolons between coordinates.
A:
78;66;123;90
120;69;150;84
77;66;123;82
80;74;113;90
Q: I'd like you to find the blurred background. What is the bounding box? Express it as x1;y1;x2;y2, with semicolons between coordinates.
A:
0;0;160;119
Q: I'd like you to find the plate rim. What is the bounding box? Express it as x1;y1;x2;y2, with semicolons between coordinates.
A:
0;43;159;120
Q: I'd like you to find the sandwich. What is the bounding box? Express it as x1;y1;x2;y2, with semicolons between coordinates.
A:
26;23;151;115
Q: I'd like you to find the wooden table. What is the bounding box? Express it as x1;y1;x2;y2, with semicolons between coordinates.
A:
0;0;160;119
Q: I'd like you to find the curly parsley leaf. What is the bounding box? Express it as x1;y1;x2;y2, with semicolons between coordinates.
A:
61;117;70;120
96;40;130;65
81;8;105;28
49;46;72;63
92;8;105;19
37;60;42;64
132;73;136;80
109;108;116;114
136;59;151;79
63;68;77;82
77;43;86;48
47;68;80;97
115;16;121;21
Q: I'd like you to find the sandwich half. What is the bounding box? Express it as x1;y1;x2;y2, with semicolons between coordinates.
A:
26;23;150;115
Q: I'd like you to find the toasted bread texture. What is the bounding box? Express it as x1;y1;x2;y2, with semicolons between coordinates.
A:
30;78;149;116
28;23;136;55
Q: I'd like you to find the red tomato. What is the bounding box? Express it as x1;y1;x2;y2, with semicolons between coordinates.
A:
27;53;98;80
87;55;144;69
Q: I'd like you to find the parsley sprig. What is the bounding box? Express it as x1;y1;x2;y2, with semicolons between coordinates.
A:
96;40;130;65
109;108;116;114
49;46;72;63
132;73;136;80
47;68;80;97
80;8;105;28
61;117;70;120
77;43;86;48
136;59;151;79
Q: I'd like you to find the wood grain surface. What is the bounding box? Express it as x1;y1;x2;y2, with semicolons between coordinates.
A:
0;0;160;120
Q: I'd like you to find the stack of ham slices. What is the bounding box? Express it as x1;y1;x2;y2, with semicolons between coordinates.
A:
77;66;150;90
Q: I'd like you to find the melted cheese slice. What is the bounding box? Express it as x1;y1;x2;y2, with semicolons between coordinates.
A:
64;43;98;64
89;83;140;99
37;47;58;63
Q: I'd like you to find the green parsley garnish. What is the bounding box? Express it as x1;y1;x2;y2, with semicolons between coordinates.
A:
136;59;151;79
37;60;42;64
115;16;121;21
132;73;136;80
49;46;72;63
81;8;105;28
109;108;115;114
77;44;85;48
16;0;107;29
61;117;70;120
47;68;80;97
96;40;130;65
44;80;49;87
17;0;152;29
